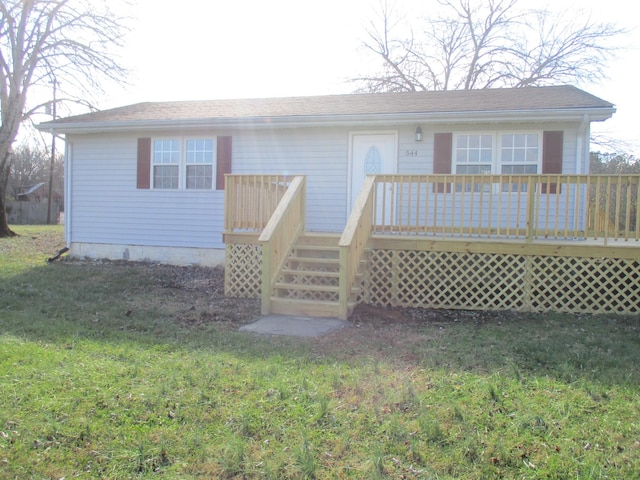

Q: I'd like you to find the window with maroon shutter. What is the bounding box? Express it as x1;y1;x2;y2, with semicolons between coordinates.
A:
137;136;232;190
542;131;563;194
433;132;452;193
431;130;562;195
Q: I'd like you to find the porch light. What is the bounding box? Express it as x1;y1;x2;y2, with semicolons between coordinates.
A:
415;126;423;142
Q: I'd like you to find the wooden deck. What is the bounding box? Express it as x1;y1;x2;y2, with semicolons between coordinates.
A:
224;174;640;319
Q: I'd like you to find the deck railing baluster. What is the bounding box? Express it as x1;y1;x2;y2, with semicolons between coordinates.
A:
562;175;568;238
224;174;295;232
624;177;631;241
615;175;622;240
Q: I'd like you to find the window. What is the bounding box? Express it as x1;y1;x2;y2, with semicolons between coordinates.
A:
452;132;541;192
455;134;493;175
186;139;214;189
152;138;216;190
153;139;180;189
500;133;539;192
455;134;493;192
501;133;539;174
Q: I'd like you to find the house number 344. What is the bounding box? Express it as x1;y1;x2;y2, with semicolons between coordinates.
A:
405;149;418;157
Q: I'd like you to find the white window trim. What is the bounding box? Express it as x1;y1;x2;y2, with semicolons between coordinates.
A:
151;136;218;191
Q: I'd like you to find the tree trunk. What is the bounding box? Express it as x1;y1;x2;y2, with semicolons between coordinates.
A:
0;158;16;237
0;194;15;238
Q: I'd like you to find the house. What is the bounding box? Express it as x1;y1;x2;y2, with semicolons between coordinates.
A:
16;182;46;201
40;85;640;318
17;182;63;204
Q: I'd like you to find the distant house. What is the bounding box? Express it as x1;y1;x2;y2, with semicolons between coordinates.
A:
17;182;62;204
17;182;45;201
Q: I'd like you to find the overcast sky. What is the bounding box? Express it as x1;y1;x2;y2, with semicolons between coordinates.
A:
99;0;640;155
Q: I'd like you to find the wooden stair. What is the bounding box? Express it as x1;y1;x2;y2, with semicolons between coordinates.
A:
268;233;364;319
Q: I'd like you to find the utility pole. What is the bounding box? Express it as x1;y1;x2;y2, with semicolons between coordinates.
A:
46;77;57;225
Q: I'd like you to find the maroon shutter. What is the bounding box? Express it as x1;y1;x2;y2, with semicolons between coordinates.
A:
433;132;452;193
542;131;563;194
216;136;232;190
137;138;151;189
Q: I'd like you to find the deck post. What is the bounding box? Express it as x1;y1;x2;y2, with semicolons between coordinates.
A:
526;176;536;243
523;255;533;311
261;242;272;315
223;175;232;232
338;246;349;321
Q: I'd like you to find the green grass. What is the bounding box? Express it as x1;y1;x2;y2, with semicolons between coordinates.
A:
1;226;640;478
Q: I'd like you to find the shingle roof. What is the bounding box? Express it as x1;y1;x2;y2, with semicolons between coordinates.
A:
41;85;614;130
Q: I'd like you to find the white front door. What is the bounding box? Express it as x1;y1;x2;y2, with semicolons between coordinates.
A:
349;132;398;223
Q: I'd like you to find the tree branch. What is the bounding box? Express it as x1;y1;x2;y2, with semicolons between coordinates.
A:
353;0;624;93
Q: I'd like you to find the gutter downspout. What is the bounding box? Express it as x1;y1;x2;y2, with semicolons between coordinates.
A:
576;114;590;174
64;138;72;247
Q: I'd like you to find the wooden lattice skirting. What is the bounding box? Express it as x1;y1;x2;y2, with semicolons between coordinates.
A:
225;242;640;314
225;243;262;298
362;249;640;314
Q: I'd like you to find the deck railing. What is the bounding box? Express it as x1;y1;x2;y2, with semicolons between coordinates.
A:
587;175;640;241
371;174;640;244
258;176;306;314
338;176;376;319
224;174;296;232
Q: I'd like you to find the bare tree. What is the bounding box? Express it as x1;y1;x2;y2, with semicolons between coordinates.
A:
7;143;62;201
0;0;129;237
354;0;623;93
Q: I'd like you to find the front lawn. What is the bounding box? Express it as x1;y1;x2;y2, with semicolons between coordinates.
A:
1;226;639;478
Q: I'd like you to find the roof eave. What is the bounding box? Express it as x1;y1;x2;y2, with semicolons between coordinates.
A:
37;106;615;134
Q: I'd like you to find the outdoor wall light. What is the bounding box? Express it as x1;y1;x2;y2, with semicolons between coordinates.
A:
415;126;423;142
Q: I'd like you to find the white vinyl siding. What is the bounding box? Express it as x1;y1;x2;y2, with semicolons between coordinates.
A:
65;122;581;253
69;134;225;249
232;128;349;232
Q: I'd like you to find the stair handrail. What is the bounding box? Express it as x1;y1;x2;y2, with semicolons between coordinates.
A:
259;175;306;315
338;176;376;319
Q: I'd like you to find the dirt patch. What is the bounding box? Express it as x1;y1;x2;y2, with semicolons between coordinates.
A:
60;259;526;363
138;262;262;330
137;262;451;363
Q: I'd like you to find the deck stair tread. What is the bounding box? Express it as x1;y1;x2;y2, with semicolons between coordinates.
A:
269;297;357;318
274;283;339;293
293;244;340;251
287;257;340;264
281;269;340;278
268;233;366;319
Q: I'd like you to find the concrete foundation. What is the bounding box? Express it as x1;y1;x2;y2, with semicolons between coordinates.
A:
70;242;226;267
